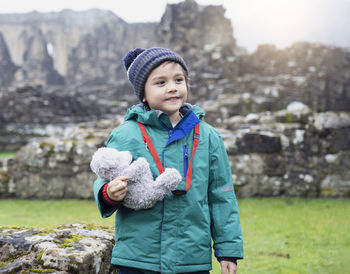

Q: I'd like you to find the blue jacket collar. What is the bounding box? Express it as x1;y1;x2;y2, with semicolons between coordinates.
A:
164;110;200;147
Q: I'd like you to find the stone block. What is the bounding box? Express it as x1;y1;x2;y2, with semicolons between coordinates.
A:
0;224;115;274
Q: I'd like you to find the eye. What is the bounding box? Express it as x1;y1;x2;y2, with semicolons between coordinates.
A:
176;77;185;83
155;80;165;86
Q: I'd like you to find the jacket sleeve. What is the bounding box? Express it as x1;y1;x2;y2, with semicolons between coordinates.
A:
93;128;122;218
93;176;121;218
208;131;244;259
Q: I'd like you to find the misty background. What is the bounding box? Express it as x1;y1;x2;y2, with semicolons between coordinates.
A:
0;0;349;53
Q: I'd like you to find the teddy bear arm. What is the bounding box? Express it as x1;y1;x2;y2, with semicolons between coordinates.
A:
123;157;153;182
152;168;182;193
128;168;182;202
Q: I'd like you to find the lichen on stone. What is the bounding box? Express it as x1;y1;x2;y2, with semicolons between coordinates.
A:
58;234;85;248
0;224;115;273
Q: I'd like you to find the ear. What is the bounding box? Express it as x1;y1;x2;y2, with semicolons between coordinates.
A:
119;151;132;164
142;97;146;103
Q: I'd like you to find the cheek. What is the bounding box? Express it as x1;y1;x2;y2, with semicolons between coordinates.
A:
182;86;188;98
144;86;156;102
144;91;162;108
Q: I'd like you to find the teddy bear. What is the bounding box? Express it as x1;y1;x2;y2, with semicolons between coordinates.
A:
90;147;182;210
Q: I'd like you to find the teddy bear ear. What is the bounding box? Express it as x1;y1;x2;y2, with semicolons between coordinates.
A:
119;151;133;164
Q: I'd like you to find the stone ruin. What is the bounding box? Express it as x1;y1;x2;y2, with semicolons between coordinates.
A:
0;0;349;199
1;102;349;200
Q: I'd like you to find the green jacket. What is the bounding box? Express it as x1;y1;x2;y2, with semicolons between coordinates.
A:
93;104;243;273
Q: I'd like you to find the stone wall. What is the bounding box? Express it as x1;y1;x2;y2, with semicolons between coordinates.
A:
219;103;350;197
0;119;119;199
1;104;349;199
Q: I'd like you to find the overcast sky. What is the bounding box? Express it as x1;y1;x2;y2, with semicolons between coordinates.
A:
0;0;349;53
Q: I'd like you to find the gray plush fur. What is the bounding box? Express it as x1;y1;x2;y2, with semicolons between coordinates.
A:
90;147;182;210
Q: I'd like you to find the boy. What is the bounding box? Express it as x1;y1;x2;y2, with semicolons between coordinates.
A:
94;47;243;273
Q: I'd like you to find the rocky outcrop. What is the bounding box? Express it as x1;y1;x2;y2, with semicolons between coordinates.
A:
0;224;115;274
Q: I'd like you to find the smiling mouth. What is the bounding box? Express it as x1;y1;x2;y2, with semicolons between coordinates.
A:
165;96;180;101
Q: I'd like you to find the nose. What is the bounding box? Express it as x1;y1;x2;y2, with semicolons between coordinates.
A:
167;80;177;93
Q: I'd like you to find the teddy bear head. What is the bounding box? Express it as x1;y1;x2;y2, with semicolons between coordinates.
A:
90;147;132;181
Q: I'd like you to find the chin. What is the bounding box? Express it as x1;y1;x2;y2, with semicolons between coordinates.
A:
166;104;182;111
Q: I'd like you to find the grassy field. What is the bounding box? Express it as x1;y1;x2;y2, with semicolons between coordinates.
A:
0;151;16;158
0;198;349;274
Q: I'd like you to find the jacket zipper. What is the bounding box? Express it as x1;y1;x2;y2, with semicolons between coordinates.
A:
159;199;164;271
160;145;165;272
183;145;188;177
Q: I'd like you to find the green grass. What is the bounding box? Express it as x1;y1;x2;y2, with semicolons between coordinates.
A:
0;151;16;158
0;198;349;274
0;199;110;228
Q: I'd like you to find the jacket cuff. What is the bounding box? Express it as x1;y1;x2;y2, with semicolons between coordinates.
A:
102;183;120;206
217;257;238;265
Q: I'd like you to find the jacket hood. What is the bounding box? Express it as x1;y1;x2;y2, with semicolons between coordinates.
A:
124;103;205;127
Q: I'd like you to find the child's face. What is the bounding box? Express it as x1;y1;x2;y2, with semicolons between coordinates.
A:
144;62;187;117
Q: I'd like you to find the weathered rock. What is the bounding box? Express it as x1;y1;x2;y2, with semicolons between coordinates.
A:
235;132;282;154
0;224;115;274
311;111;350;131
320;172;350;197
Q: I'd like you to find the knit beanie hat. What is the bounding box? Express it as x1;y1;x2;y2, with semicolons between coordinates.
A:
123;47;188;102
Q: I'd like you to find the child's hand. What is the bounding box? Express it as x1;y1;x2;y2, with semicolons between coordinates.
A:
107;176;128;202
220;260;237;274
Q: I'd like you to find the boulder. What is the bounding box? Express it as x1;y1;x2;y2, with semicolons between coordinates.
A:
0;224;115;274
